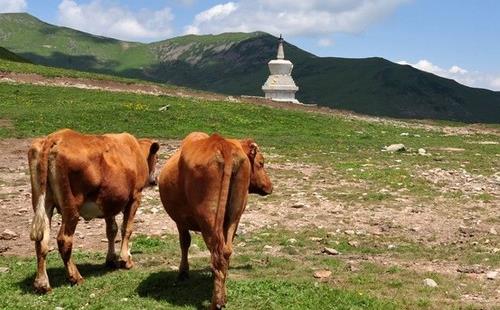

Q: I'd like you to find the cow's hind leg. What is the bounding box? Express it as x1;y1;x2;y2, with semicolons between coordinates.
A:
33;202;54;293
202;231;228;310
118;194;140;269
177;227;191;281
57;215;83;285
105;216;119;268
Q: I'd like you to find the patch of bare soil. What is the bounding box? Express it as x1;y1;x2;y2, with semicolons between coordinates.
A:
0;138;499;305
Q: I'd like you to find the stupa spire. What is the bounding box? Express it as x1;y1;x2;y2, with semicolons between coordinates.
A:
277;34;284;59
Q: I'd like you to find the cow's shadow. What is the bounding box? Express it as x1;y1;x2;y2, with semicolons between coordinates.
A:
137;269;213;309
17;263;115;293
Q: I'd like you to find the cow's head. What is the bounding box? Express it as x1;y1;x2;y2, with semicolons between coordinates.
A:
139;139;160;186
241;140;273;196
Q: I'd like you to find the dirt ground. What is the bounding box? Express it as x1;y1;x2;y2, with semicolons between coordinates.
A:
0;74;499;305
1;138;498;256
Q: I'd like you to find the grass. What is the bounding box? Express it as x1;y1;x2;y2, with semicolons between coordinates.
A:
0;81;498;193
1;227;495;309
0;78;498;308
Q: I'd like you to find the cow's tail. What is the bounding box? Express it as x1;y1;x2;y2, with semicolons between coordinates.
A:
29;139;51;242
214;146;233;237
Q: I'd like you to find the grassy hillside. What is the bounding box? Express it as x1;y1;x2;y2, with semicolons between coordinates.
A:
1;13;499;123
0;46;29;63
0;81;498;309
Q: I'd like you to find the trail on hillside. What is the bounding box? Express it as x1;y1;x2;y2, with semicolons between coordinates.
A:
1;71;498;137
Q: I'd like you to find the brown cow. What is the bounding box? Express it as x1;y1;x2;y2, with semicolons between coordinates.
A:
158;132;272;309
28;129;159;293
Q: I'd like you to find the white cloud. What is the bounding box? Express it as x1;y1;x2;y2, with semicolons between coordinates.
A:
0;0;27;13
184;0;408;37
57;0;174;42
491;78;500;90
397;59;500;91
449;65;467;75
318;38;334;47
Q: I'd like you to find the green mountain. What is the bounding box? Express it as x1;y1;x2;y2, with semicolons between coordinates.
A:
0;46;29;63
1;12;499;123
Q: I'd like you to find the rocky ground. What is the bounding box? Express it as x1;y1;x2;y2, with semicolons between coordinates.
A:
0;73;499;306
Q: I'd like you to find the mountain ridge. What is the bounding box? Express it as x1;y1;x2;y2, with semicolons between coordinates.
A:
0;12;499;123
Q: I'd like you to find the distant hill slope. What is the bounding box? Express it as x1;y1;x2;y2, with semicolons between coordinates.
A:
1;13;499;123
0;46;29;63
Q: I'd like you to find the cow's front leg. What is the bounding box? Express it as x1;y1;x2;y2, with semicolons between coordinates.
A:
118;195;140;269
177;226;191;281
57;215;83;285
105;216;119;268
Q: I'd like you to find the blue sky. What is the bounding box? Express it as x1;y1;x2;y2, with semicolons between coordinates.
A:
1;0;499;90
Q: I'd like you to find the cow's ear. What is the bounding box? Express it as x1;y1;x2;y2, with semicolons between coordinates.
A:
248;142;258;159
149;142;160;155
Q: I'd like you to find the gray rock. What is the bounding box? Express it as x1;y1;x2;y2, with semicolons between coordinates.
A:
418;148;427;155
423;278;438;288
348;241;359;248
0;229;18;240
322;247;340;255
387;244;397;250
291;203;308;209
486;271;498;280
383;144;406;152
313;270;332;279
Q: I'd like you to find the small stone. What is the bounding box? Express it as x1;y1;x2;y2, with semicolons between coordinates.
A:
347;262;359;272
158;105;170;112
291;203;308;209
322;247;340;255
287;238;297;244
400;132;409;136
418;148;427;155
313;270;332;279
263;245;273;250
309;237;323;242
387;244;397;250
101;238;108;243
55;307;64;310
121;298;128;302
90;293;96;298
383;144;406;153
0;267;9;273
348;241;359;248
423;278;438;288
486;271;498;280
344;230;355;235
457;265;485;274
490;228;498;235
492;248;500;254
459;226;474;236
0;229;18;240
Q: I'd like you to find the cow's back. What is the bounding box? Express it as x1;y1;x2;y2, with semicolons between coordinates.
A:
159;133;248;231
46;129;148;214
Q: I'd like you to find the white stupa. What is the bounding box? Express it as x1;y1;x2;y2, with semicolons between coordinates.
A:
262;35;300;104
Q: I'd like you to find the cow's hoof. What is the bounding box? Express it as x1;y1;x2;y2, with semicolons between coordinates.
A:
33;280;52;294
105;259;119;269
119;260;134;269
177;270;189;282
69;276;84;286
